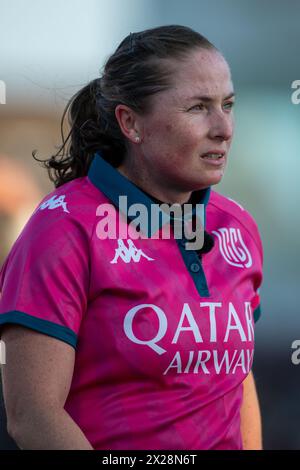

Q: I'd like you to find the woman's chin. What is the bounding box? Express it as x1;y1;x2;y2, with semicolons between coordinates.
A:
198;170;225;187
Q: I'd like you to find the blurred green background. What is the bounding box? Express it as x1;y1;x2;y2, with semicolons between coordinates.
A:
0;0;299;449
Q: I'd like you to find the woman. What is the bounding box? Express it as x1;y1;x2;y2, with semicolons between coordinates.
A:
0;25;263;450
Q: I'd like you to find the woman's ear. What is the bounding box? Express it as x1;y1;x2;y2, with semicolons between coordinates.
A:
115;104;143;144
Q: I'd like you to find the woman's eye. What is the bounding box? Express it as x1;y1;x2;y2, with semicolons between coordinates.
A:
191;104;205;111
223;101;234;110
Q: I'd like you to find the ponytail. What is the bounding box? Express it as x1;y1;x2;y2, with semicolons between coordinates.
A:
33;79;125;187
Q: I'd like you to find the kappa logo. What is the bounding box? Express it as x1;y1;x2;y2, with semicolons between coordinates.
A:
212;228;252;268
38;195;70;213
110;239;154;264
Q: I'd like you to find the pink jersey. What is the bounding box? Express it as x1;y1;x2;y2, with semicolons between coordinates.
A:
0;153;263;450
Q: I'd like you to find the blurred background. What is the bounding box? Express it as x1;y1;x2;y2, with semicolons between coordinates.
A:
0;0;299;450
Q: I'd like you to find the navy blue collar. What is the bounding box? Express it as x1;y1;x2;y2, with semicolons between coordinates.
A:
88;152;211;236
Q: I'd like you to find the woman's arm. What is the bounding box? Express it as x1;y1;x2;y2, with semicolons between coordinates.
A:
1;324;93;450
240;370;263;450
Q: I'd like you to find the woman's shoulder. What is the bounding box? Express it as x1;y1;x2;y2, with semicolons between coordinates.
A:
36;176;104;216
5;176;107;259
27;176;106;229
208;189;263;255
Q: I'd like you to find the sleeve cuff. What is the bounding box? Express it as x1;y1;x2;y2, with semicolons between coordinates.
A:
253;305;261;323
0;310;77;349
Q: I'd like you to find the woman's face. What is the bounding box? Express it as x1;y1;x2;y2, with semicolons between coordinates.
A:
131;48;235;200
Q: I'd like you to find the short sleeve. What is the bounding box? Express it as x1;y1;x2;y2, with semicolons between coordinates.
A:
252;290;262;323
0;206;90;349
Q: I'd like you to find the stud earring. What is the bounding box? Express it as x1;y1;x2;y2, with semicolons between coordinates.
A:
135;136;140;143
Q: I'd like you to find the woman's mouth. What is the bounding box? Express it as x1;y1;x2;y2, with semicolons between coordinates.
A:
200;152;226;165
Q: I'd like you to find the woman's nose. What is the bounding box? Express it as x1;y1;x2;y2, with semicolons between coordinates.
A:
208;112;233;142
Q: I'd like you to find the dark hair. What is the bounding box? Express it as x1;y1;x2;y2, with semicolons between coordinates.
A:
34;25;217;187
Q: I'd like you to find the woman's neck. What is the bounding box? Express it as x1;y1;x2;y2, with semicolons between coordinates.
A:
117;162;193;205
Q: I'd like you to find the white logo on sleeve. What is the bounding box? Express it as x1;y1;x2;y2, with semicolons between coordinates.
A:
110;239;154;264
212;228;252;268
39;195;70;213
